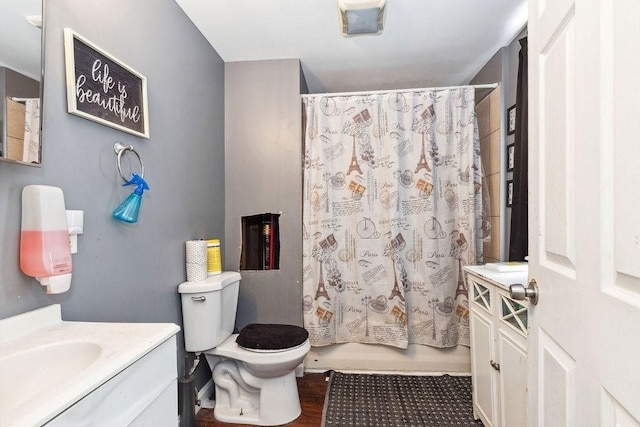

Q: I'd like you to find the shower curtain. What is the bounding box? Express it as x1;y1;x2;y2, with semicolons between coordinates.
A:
302;87;482;349
23;98;40;163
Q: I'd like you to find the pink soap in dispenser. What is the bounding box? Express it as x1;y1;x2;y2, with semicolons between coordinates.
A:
20;185;73;294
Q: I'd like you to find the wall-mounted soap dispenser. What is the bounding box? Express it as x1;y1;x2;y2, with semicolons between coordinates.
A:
20;185;73;294
66;210;84;254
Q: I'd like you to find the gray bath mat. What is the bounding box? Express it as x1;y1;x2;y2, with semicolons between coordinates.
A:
321;372;484;426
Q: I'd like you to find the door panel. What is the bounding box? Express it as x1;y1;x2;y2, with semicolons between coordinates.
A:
538;0;574;50
539;328;575;426
540;18;576;274
603;1;640;300
529;0;640;425
601;390;640;427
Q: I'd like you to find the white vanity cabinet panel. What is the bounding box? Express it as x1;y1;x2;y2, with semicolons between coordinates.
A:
470;302;497;425
47;336;178;427
496;326;527;427
465;265;528;427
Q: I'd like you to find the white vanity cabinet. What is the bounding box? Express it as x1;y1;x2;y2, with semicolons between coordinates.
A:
464;265;528;427
0;305;180;427
47;336;179;426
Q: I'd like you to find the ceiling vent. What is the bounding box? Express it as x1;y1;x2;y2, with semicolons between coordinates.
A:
338;0;386;37
26;15;42;29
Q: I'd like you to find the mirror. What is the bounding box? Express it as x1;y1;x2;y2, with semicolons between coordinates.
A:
0;0;43;167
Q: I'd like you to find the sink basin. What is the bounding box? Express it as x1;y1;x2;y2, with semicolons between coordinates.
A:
0;304;180;426
0;341;102;411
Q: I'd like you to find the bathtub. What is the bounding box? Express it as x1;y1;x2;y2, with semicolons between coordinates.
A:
305;342;471;374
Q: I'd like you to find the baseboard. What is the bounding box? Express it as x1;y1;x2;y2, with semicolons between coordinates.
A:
195;379;215;412
305;342;471;374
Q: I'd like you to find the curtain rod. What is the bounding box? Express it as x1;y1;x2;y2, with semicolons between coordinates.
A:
301;83;499;99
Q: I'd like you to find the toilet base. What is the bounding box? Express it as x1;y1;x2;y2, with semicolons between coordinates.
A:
212;362;302;426
214;396;300;427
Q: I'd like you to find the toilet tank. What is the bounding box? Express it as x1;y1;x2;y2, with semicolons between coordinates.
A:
178;271;241;352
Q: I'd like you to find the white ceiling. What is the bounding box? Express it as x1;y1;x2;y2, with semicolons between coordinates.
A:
0;0;42;81
0;1;528;93
175;0;528;93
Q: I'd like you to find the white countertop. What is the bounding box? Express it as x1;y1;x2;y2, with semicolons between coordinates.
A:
0;305;180;427
463;264;528;291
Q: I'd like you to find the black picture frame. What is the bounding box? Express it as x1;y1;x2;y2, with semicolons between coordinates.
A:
507;143;515;172
506;179;514;207
507;104;516;135
63;28;149;138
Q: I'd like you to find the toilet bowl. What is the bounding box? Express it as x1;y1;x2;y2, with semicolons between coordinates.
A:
205;333;310;425
178;272;310;426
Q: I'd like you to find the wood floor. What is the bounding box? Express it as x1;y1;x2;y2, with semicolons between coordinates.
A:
195;373;328;427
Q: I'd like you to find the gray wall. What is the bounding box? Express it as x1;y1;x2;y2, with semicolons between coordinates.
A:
470;28;527;259
0;0;225;379
470;28;526;108
224;59;307;329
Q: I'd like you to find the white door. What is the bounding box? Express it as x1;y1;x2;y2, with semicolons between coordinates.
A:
528;0;640;425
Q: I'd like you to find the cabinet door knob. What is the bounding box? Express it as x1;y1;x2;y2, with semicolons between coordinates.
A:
490;360;501;371
509;279;539;305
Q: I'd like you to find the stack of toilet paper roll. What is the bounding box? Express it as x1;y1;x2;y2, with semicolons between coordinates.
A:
185;240;208;282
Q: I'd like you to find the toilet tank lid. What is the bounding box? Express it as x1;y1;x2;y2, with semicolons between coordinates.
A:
178;271;241;293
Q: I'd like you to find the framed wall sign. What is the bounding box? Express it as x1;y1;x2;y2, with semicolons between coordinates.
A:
506;179;514;207
507;104;516;135
63;28;149;138
507;143;515;172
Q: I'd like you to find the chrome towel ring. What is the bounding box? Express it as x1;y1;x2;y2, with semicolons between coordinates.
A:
113;141;144;183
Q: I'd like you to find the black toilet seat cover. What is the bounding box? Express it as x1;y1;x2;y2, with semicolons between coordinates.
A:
237;324;309;351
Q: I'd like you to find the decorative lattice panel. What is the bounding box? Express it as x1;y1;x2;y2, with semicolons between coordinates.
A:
472;281;491;313
500;296;528;336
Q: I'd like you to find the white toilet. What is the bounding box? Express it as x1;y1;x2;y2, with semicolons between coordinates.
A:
178;271;310;426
